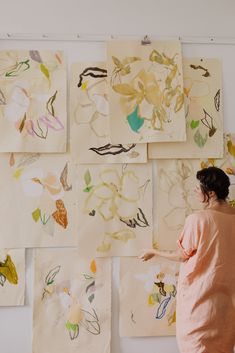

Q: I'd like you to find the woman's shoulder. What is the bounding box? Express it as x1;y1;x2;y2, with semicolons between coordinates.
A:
184;210;208;226
186;209;207;220
185;209;219;225
186;205;235;223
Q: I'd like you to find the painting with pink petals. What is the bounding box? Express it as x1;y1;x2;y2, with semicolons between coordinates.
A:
0;50;67;152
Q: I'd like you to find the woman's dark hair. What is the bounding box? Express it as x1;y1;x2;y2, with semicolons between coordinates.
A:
196;166;230;202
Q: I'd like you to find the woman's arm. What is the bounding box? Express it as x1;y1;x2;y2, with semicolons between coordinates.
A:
139;247;188;263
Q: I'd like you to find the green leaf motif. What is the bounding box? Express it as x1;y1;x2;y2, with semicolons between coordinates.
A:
65;321;78;332
5;60;30;77
32;208;41;222
190;120;200;129
84;169;91;186
83;185;93;193
194;129;208;148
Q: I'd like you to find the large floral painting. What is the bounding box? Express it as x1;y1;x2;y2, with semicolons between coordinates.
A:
33;249;111;353
76;163;152;256
107;40;186;143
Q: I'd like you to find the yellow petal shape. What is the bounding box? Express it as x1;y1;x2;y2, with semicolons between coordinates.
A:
148;294;154;305
0;255;18;284
105;229;135;242
97;242;111;253
227;140;235;158
113;84;138;96
174;93;184;112
13;168;23;179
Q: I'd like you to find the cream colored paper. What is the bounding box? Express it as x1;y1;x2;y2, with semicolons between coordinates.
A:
107;40;186;144
33;249;111;353
119;257;179;337
149;58;224;159
77;163;153;256
70;62;147;163
154;160;202;250
0;50;67;152
0;248;25;306
0;152;77;248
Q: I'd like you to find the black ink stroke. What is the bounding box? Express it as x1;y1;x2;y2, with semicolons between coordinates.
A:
77;67;107;88
89;143;136;156
120;208;149;228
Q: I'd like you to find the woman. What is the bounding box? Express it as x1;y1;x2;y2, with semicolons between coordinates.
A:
139;166;235;353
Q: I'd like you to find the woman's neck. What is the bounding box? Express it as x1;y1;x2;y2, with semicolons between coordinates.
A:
204;197;226;210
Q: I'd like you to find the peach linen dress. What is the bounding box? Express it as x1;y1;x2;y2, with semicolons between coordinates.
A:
177;207;235;353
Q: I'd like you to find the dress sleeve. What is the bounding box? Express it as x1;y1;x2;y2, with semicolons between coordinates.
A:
177;214;201;259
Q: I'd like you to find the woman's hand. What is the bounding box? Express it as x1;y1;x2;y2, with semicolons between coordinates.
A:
139;249;157;262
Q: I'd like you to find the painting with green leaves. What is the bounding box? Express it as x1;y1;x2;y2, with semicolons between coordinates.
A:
149;58;223;158
33;248;111;353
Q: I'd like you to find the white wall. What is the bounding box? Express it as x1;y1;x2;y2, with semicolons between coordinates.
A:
0;2;235;353
1;0;235;37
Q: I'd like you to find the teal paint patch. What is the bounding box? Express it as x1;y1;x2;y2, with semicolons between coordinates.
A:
127;105;144;133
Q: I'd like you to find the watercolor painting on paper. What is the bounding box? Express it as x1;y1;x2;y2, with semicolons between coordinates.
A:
107;40;186;143
0;50;67;152
0;248;25;306
0;152;77;248
153;135;235;251
77;163;152;256
149;58;223;159
33;248;111;353
70;62;147;163
119;257;179;336
153;159;202;250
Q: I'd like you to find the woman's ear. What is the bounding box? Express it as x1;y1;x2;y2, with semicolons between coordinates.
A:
208;190;216;198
